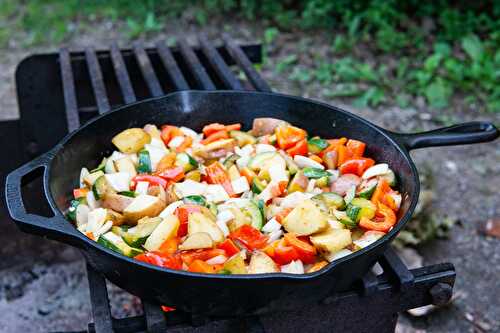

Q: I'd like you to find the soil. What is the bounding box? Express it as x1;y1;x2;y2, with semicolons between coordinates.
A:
0;17;498;333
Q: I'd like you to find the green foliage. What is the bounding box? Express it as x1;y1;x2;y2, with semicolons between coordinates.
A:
0;0;498;111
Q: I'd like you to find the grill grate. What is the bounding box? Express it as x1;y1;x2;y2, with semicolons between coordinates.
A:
11;35;456;333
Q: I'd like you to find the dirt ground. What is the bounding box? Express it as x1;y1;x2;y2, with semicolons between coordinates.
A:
0;18;499;333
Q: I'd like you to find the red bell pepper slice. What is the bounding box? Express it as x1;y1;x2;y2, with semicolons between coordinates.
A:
157;166;185;182
273;245;300;265
283;233;317;264
338;158;375;176
217;239;240;257
180;249;226;265
157;237;180;255
135;252;183;270
131;175;169;189
205;161;235;196
174;204;202;237
229;225;268;251
370;178;391;205
276;125;307;150
286;138;308;157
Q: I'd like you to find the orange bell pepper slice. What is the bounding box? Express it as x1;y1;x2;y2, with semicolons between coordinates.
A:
176;136;192;152
181;249;226;265
201;130;229;145
161;125;183;145
158;237;180;255
188;259;223;273
156;152;177;173
338;158;375;176
370;179;391;204
283;233;317;264
240;167;257;185
359;203;397;232
202;123;241;136
217;239;240;257
73;188;89;199
346;139;366;158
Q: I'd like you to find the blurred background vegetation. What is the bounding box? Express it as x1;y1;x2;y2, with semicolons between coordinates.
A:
1;0;499;112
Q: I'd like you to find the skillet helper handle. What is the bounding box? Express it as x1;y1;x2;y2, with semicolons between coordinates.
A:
395;121;499;151
5;150;84;246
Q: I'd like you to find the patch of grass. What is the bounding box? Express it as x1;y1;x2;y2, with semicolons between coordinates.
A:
1;1;499;111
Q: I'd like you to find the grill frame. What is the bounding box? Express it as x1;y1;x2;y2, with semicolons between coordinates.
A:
9;35;456;333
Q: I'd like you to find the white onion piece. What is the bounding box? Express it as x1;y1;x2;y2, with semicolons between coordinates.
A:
262;218;281;233
280;260;304;274
206;255;227;265
294;155;325;169
362;163;389;179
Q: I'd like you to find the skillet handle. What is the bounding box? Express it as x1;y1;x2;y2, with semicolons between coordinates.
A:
393;121;499;151
5;149;84;247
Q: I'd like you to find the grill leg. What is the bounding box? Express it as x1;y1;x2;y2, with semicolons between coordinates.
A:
86;263;113;333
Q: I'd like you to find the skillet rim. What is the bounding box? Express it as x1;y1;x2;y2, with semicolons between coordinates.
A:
44;90;420;280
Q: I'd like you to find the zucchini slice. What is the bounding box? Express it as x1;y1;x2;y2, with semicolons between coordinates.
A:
380;169;397;187
183;195;208;207
229;130;257;147
92;175;112;200
251;178;266;194
98;232;143;257
312;192;346;210
176;152;198;172
90;158;107;173
137;150;152;173
122;217;162;247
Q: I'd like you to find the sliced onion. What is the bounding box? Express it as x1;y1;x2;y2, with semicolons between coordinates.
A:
362;163;389;179
325;249;353;262
206;255;227;265
80;168;89;188
262;218;281;233
280;260;304;274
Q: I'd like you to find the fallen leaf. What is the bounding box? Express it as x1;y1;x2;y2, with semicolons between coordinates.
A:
478;218;500;238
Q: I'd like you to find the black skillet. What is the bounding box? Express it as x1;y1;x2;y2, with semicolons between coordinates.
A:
5;91;498;315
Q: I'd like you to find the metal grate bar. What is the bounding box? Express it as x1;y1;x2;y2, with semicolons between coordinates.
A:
85;48;111;114
86;263;113;333
156;42;190;90
59;48;80;131
198;33;243;90
361;270;379;296
110;43;137;104
177;38;216;90
221;33;271;92
379;247;415;291
133;44;164;97
142;301;167;332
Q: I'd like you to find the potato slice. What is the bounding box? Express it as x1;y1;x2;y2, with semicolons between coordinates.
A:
223;252;247;274
188;212;224;243
282;199;328;236
178;232;214;250
112;128;151;154
114;157;137;177
193;139;236;159
106;209;125;226
248;251;279;274
143;214;180;251
310;228;352;256
123;194;166;224
101;193;134;213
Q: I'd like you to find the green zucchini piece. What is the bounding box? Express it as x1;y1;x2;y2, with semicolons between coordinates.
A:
176;152;198;172
122;218;162;247
349;198;376;221
92;175;112;200
218;269;232;275
358;181;377;199
229;130;257;147
288;170;307;193
315;176;329;188
90;157;107;173
243;200;264;230
339;216;358;228
380;169;397;187
98;232;143;257
137;150;152;173
280;152;299;175
208;202;218;216
346;204;362;221
303;167;330;179
223;154;240;169
269;134;277;145
66;198;84;222
118;191;136;198
183;195;207;207
312;192;345;210
307;138;328;153
251;178;266;194
256;199;266;221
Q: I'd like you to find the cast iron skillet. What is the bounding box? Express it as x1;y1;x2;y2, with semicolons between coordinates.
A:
5;91;498;315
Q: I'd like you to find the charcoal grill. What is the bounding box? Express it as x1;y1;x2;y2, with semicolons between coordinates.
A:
1;34;455;332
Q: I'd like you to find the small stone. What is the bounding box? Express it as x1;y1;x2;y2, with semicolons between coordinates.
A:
407;304;436;317
419;113;432;120
445;161;457;172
